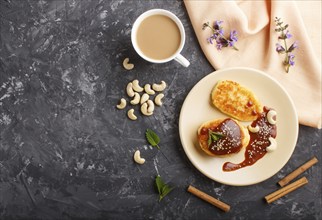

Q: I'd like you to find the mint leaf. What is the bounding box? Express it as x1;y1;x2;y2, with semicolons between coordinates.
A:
155;175;174;201
146;129;160;149
159;185;173;201
207;130;225;147
155;175;164;195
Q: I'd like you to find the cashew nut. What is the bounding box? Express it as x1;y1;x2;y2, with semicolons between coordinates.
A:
147;100;155;113
248;124;260;133
154;93;164;106
152;81;167;92
132;79;144;92
127;109;137;120
130;92;140;105
116;98;127;109
126;82;135;97
144;84;155;95
123;58;134;70
266;137;277;152
141;103;153;116
134;150;145;164
267;110;277;125
140;93;149;104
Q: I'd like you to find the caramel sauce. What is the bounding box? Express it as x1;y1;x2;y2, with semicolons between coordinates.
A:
199;119;243;155
223;107;277;172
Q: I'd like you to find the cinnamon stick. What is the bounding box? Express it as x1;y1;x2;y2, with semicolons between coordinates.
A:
278;157;318;187
187;185;230;212
265;177;308;204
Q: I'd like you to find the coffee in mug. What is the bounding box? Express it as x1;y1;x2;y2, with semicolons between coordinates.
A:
136;14;181;60
131;9;190;67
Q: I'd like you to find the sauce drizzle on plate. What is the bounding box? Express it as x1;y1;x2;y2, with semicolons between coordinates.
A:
223;107;277;172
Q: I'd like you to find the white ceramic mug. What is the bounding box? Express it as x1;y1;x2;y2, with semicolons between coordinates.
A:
131;9;190;67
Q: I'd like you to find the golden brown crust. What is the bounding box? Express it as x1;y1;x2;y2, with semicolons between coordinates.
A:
197;118;250;157
211;80;262;121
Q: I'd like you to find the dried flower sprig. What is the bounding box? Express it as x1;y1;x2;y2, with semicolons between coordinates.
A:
203;20;238;51
274;17;298;73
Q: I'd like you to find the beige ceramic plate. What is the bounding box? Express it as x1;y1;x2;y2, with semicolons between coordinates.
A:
179;67;298;186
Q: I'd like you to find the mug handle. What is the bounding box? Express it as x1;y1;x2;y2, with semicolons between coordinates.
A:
174;54;190;67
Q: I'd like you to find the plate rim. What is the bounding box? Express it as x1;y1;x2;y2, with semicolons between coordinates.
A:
179;67;299;186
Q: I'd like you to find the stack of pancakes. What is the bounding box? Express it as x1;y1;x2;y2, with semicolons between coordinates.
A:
197;80;262;157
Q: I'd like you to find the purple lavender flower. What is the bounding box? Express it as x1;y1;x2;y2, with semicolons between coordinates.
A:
228;39;236;47
279;30;292;40
216;43;223;50
276;43;285;53
203;20;239;51
218;29;224;36
285;30;292;39
215;38;225;50
207;37;214;44
275;17;298;73
229;30;238;42
228;41;234;47
211;32;220;40
288;54;295;66
213;20;224;37
288;41;298;52
214;20;223;30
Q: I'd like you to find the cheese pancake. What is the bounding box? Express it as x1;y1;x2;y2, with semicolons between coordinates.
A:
211;80;262;121
197;118;250;157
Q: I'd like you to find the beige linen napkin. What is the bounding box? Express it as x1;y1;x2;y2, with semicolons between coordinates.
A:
184;0;321;129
